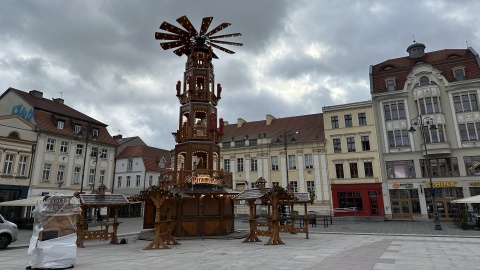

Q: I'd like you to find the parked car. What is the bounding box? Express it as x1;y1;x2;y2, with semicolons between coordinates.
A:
0;214;18;249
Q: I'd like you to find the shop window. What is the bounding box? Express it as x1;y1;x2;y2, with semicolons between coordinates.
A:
337;191;363;211
464;156;480;176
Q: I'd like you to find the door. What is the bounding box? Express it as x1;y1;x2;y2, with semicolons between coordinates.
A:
389;189;412;219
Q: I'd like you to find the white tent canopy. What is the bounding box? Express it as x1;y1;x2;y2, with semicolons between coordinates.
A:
0;196;45;207
450;195;480;204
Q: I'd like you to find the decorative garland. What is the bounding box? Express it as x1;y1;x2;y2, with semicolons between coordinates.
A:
128;185;183;202
260;185;297;203
308;190;315;205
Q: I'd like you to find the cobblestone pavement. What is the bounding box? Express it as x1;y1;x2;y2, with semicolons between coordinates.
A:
10;216;479;249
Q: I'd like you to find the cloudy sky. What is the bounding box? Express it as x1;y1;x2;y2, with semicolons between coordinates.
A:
1;0;479;150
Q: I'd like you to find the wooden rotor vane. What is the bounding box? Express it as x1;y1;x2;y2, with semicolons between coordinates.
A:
155;15;242;58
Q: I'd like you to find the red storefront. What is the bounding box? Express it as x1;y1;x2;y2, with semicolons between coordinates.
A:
331;183;384;217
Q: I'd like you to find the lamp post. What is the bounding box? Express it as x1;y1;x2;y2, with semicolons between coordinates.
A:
276;130;299;190
78;126;98;194
408;116;442;230
90;147;99;193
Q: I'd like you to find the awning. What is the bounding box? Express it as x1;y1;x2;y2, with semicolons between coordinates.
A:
450;195;480;204
0;196;45;207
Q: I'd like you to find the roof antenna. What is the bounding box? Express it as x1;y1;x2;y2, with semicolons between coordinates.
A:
413;35;416;44
55;91;63;98
466;40;469;48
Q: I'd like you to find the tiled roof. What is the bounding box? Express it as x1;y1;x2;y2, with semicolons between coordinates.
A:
116;145;171;160
116;136;147;156
7;88;105;125
222;113;324;143
371;48;480;94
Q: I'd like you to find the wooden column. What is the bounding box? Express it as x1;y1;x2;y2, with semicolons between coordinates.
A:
243;199;261;243
266;195;284;245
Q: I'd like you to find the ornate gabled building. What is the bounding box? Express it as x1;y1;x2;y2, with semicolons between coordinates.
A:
0;88;118;200
220;114;329;212
370;43;480;220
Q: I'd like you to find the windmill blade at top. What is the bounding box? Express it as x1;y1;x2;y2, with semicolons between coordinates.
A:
204;23;231;37
176;15;198;36
159;21;190;37
209;33;242;40
207;42;235;54
173;46;190;57
199;17;213;36
160;41;186;50
209;40;243;47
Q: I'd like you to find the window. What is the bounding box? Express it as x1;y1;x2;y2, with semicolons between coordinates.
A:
364;162;374;177
235;140;245;147
89;169;95;184
337;191;363;211
126;176;131;187
344;115;353;127
424;125;445;143
222;142;231;148
307;181;315;192
361;136;370;151
331;116;339;129
149;175;153;186
417;97;440;114
92;128;99;138
251;157;258;171
100;170;106;184
358;113;367;126
237;158;244;172
249;139;257;146
117;176;122;188
76;144;84;155
100;149;108;159
46;138;56;151
388;129;409;147
349;163;358;178
347;137;355;152
419;76;430;86
8;131;19;139
386;79;396;91
420;158;459;178
454;93;478;112
60;141;69;154
91;147;98;158
18;156;28;176
136;175;141;186
57;165;65;182
464;156;480;176
57;120;65;129
333;138;342;153
335;164;344;179
459;122;480;141
305;154;313;169
3;154;14;175
73;167;81;184
290;181;298;192
127;159;133;171
271;156;279;170
453;68;466;81
42;164;51;181
384;101;405;120
251;182;256;189
288;155;296;170
224;159;230;171
386;160;415;179
272;182;279;187
75;125;82;134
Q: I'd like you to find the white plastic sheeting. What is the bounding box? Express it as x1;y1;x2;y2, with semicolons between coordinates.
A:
26;195;80;269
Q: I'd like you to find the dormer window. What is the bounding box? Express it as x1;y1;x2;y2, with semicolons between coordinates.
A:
75;125;82;134
57;120;65;129
419;76;430;86
453;67;466;81
8;131;20;139
385;78;396;91
92;128;99;138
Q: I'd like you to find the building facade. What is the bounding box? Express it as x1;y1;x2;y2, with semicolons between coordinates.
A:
370;43;480;220
220;114;329;212
322;101;384;217
0;88;118;199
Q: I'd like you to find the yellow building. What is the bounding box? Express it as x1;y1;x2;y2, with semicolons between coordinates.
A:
322;101;384;218
220;114;329;214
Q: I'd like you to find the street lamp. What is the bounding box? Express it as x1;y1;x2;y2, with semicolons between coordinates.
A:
275;130;299;190
408;116;442;230
78;126;98;194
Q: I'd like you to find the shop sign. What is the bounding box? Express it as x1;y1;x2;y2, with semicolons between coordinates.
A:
392;183;413;189
426;181;455;188
186;174;220;185
470;182;480;186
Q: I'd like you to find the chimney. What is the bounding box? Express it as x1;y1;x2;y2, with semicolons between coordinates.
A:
53;98;64;104
223;120;229;125
29;90;43;98
113;134;123;140
266;114;275;125
237;118;246;127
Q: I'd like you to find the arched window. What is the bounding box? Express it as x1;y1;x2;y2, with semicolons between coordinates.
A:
419;76;430;86
8;132;20;139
